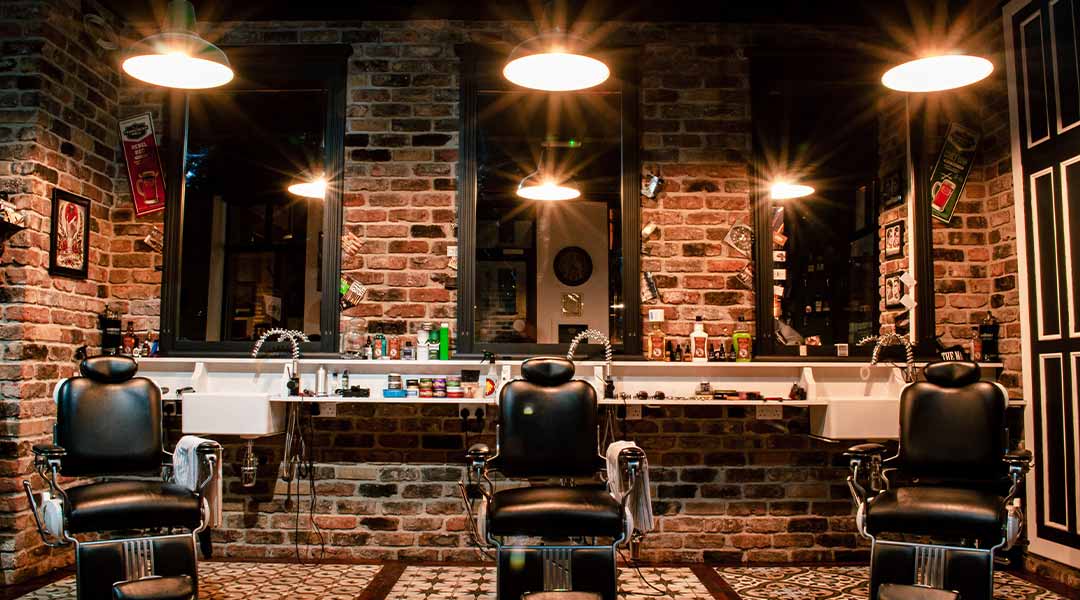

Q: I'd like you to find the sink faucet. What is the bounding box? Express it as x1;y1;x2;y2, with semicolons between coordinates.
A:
858;333;916;382
252;328;309;391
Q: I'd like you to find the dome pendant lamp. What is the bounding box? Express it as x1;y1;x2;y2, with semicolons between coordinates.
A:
504;31;609;92
122;0;234;89
881;54;993;93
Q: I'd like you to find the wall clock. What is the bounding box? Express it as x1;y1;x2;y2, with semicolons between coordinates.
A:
553;246;593;287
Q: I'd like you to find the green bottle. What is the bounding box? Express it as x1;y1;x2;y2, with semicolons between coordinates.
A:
733;317;752;362
438;322;450;360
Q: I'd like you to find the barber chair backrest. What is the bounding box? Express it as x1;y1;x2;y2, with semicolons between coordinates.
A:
496;357;602;479
896;361;1007;481
54;356;163;476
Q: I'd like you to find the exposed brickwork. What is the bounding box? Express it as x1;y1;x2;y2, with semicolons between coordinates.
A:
0;0;124;583
201;404;863;564
0;7;1031;587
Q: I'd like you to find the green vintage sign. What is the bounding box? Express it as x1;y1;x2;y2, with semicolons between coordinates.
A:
929;123;981;224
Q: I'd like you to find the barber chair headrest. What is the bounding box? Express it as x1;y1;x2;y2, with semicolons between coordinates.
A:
923;361;980;388
80;355;139;383
520;357;575;386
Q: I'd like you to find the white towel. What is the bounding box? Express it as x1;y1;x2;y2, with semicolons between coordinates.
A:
173;435;222;527
605;440;654;534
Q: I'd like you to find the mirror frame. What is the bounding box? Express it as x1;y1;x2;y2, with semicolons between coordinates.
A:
454;44;642;358
159;44;352;356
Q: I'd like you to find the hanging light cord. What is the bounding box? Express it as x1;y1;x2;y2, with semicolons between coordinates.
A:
517;147;547;194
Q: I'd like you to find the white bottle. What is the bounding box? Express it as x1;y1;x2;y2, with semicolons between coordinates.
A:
690;316;708;363
416;323;430;361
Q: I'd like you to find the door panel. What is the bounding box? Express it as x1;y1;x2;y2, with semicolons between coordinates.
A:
1009;0;1080;554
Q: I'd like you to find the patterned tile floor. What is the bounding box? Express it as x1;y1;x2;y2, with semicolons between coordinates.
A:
384;566;714;600
11;562;1071;600
14;561;382;600
717;566;1070;600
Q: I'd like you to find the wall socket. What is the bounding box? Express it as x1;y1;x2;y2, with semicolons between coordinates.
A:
626;404;643;420
755;405;783;420
318;402;336;417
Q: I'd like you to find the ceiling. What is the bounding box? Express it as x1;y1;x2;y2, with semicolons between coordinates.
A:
100;0;1002;27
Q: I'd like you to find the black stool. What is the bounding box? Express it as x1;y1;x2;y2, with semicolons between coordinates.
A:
113;575;195;600
879;584;960;600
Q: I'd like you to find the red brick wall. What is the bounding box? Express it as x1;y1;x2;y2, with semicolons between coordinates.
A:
0;8;1026;585
0;0;124;583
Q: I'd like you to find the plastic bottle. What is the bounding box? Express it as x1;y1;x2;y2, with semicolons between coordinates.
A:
482;352;498;401
691;316;708;362
428;328;440;360
733;317;752;362
417;324;430;360
438;323;450;360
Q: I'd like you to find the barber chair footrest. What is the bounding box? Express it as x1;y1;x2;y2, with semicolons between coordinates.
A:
113;575;195;600
523;593;603;600
878;584;960;600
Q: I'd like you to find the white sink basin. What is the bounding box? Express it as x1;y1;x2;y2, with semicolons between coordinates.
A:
181;392;285;437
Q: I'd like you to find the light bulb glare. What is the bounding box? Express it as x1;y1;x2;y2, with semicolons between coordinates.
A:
881;54;993;92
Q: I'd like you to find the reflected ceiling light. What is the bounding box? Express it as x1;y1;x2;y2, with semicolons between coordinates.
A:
503;32;610;91
881;54;993;92
288;176;326;199
517;179;581;201
770;181;815;200
122;1;234;89
516;145;580;200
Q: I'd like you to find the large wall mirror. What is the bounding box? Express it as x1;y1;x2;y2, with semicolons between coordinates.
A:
160;45;350;355
456;45;641;357
750;48;935;358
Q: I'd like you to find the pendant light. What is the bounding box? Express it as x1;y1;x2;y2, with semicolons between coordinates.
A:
504;31;610;92
881;54;993;93
288;176;326;200
122;0;234;89
516;147;580;201
770;181;815;200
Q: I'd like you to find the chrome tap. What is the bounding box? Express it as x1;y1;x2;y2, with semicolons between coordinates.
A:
251;328;309;382
858;333;916;382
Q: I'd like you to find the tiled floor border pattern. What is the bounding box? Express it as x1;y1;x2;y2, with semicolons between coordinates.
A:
5;561;1077;600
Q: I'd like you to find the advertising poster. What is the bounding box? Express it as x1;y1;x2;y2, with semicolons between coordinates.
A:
928;122;980;224
119;112;166;217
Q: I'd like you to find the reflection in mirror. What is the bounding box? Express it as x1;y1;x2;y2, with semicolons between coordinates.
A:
474;89;624;346
751;55;884;353
179;89;327;342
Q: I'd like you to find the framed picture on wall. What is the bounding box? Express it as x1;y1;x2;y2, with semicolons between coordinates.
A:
884;271;906;308
880;168;905;208
884;220;905;258
49;188;91;279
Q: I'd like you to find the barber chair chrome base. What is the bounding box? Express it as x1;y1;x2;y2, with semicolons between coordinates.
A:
22;356;220;600
462;357;647;600
846;362;1032;600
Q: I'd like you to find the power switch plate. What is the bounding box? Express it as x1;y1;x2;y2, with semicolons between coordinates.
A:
755;405;783;420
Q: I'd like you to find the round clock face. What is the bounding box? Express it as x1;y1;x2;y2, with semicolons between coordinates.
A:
553;246;593;287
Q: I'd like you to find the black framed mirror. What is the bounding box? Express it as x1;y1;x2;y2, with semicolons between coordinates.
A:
455;44;642;358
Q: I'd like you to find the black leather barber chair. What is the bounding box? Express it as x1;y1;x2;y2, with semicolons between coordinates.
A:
463;357;646;600
22;356;221;600
846;361;1031;600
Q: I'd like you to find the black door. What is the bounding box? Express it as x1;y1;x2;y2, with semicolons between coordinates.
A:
1009;0;1080;550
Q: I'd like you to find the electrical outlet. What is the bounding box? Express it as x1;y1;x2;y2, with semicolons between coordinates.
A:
319;402;336;417
755;405;783;420
626;404;643;420
447;246;458;257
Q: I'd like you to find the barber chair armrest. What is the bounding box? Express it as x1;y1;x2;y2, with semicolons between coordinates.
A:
1004;449;1033;499
844;443;887;510
844;443;887;458
32;444;67;460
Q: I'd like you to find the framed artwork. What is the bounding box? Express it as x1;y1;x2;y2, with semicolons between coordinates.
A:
884;272;906;308
49;188;91;279
884;220;905;259
880;168;905;208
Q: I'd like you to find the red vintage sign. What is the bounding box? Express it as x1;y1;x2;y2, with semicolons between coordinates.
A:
119;113;166;217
